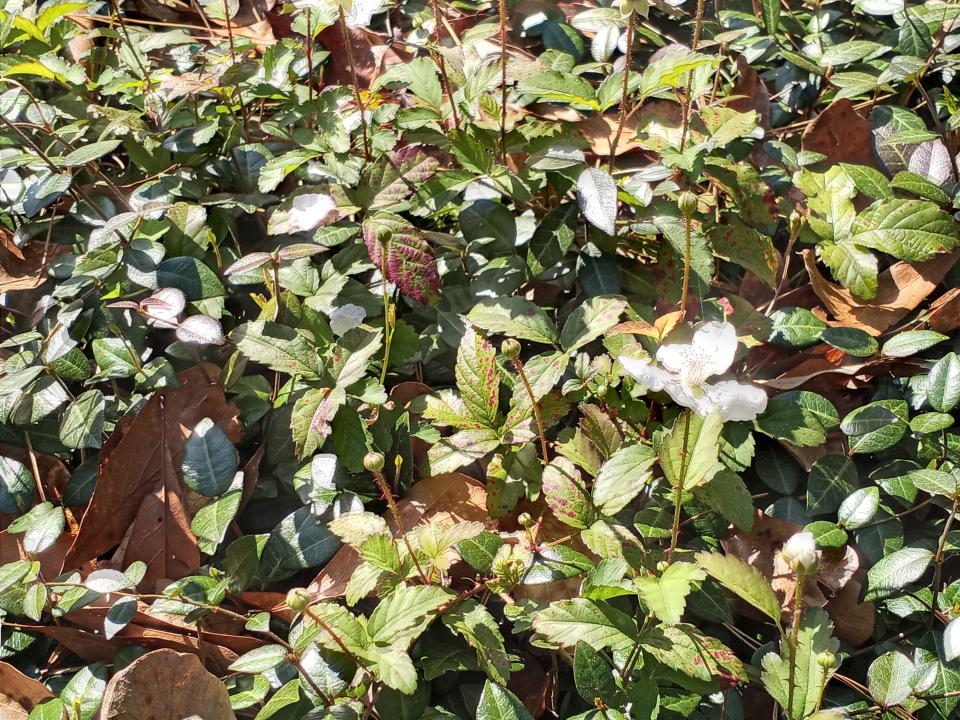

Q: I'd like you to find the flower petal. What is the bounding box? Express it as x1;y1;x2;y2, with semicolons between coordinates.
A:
619;356;673;391
328;304;367;336
662;382;715;416
706;379;768;422
692;321;738;376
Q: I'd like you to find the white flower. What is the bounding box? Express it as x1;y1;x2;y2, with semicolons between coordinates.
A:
328;304;366;336
945;616;960;661
781;531;818;575
287;193;338;233
619;321;767;422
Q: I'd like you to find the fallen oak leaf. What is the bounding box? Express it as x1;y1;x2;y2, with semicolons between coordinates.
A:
63;365;242;589
99;649;236;720
801;99;878;168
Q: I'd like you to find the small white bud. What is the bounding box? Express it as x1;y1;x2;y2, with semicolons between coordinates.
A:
781;531;818;575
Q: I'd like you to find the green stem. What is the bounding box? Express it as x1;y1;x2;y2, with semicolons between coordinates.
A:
786;574;805;719
498;0;509;164
511;357;549;465
379;284;394;385
930;496;959;627
668;413;692;560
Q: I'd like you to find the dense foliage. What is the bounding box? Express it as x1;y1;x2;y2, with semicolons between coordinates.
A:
2;0;960;718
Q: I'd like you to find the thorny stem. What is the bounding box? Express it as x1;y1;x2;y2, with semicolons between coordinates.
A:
608;9;637;171
668;413;692;559
786;573;805;720
929;495;959;628
679;0;706;152
511;357;549;466
371;469;429;584
498;0;509;164
430;0;460;130
379;284;394;385
679;206;693;320
338;6;371;161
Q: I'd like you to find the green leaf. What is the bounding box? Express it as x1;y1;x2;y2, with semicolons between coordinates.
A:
840;400;908;454
476;681;534;720
574;642;626;708
865;546;933;600
8;502;64;554
181;417;238;497
910;412;954;434
58;389;104;450
560;296;626;352
426;427;501;475
760;608;839;720
755;391;839;447
230;321;321;377
517;71;598;109
692;468;755;531
60;140;123;166
292;386;346;458
838;486;880;529
635;562;706;625
0;456;35;515
192;488;242;553
840;163;894;200
807;455;859;515
768;308;827;347
867;651;916;707
907;468;958;498
527;204;577;276
456;326;501;428
760;0;779;33
849;199;960;262
368;647;418;694
467;298;559;345
532;598;637;652
542;457;596;529
928;352;960;412
881;330;948;357
820;327;878;357
457;531;504;574
461;200;516;253
230;644;288;673
592;443;656;515
709;218;780;287
367;585;451;648
443;599;511;684
696;551;781;623
60;663;108;720
659;412;722;491
259;507;340;582
804;520;848;547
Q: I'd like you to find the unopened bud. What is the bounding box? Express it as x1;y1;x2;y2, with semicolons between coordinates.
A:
781;531;819;575
501;338;522;359
656;560;669;573
789;210;803;236
517;512;533;527
286;587;311;613
677;191;698;217
363;451;385;472
816;651;837;670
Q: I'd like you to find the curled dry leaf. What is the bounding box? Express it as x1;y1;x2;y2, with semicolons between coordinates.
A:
64;365;242;589
803;249;960;336
721;511;874;644
0;661;52;720
99;649;236;720
308;472;494;599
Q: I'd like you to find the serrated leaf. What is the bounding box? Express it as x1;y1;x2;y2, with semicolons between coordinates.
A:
659;412;722;492
696;551;781;623
456;326;501;428
367;585;451;648
466;297;558;345
635;562;705;625
592;443;656;515
363;212;440;305
532;598;637;652
865;546;933;600
477;681;534;720
230;321;321;377
849;199;959;262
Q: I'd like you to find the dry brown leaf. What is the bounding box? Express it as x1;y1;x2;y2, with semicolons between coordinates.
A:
0;661;52;720
309;472;494;599
0;232;70;293
64;365;242;589
722;512;874;644
801;99;877;168
99;649;236;720
925;287;960;333
803;249;960;336
578;114;643;157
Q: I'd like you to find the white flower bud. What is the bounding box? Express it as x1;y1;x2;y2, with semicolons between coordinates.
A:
781;531;818;575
